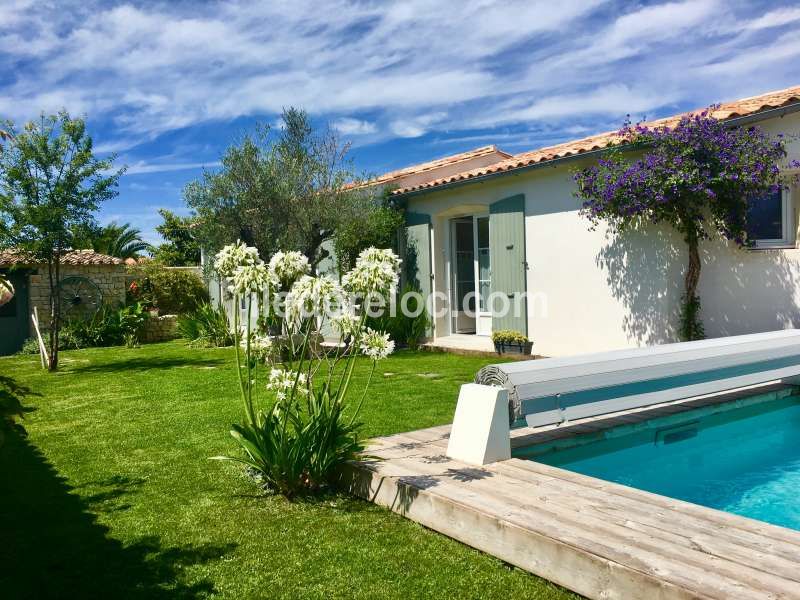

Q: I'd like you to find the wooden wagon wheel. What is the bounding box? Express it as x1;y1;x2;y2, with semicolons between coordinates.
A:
58;276;103;320
0;275;13;308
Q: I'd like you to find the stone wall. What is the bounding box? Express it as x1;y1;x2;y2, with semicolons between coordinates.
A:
141;314;179;343
28;264;128;328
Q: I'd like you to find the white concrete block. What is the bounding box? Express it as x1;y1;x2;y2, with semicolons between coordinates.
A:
446;384;511;466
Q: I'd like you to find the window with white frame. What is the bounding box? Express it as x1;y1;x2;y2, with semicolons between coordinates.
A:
746;186;795;248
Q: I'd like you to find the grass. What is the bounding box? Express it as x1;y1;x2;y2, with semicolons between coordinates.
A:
0;341;577;599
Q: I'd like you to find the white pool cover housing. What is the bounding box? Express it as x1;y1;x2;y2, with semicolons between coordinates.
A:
475;330;800;428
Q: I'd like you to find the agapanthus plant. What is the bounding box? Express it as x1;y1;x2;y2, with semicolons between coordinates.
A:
212;242;400;498
268;250;310;289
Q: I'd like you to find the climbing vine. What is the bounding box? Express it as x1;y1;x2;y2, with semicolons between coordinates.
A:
574;109;798;340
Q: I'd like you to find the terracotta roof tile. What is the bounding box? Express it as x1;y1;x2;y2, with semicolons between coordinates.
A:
392;84;800;195
0;249;123;267
351;145;512;189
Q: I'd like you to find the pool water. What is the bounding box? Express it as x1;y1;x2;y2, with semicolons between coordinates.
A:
519;394;800;531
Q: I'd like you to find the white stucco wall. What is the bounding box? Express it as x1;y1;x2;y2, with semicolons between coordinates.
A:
405;110;800;357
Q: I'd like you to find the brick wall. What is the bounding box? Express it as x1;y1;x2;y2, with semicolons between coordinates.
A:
28;264;128;327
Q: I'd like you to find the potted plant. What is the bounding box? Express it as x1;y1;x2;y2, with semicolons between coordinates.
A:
491;329;532;355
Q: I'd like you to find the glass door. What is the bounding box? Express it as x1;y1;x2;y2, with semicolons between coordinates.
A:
474;216;491;336
450;217;476;334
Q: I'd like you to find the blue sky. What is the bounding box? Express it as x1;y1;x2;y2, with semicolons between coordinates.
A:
2;0;800;244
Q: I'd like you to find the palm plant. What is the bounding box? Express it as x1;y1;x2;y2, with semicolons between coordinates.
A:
76;222;152;259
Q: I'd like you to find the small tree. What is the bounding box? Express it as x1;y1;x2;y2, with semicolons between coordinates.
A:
0;112;122;370
575;110;796;340
152;208;200;266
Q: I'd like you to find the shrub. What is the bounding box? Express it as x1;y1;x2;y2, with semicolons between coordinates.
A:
177;303;234;347
366;283;429;349
64;303;149;348
128;262;208;315
18;328;83;354
17;338;42;355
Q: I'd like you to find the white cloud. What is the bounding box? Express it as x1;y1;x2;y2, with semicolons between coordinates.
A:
472;85;675;129
332;118;377;135
5;0;797;246
0;0;798;151
740;7;800;31
390;112;448;138
0;0;603;136
124;161;222;175
696;32;800;78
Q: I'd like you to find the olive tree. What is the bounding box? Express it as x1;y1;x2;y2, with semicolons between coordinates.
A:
185;108;392;269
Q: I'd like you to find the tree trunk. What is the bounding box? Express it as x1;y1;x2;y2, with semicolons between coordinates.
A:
47;256;60;371
685;238;700;302
681;237;704;341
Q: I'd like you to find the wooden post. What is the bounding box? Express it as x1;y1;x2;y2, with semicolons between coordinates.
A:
31;307;48;369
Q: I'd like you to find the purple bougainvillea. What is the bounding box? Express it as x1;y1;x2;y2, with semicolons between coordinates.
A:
574;108;799;340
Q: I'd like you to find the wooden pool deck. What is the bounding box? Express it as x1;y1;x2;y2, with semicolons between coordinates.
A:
342;384;800;599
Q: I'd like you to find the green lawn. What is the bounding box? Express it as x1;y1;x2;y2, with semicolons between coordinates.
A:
0;342;576;599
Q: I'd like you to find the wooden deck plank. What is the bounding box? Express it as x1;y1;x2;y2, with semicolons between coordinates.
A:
350;428;800;600
349;458;770;599
343;461;702;600
507;459;800;547
490;463;800;579
492;461;800;565
368;451;800;597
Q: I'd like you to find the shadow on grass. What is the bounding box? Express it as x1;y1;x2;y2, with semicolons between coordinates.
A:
66;356;227;375
0;374;39;442
0;429;235;599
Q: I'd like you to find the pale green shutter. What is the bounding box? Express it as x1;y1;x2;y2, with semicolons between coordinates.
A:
489;194;527;335
404;212;433;336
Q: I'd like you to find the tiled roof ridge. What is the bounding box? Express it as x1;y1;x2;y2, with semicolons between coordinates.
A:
364;144;512;187
392;84;800;195
0;248;124;266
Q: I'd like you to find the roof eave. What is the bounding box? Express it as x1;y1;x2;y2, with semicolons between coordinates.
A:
395;101;800;200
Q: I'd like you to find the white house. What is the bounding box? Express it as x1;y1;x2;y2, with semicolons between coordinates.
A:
379;85;800;356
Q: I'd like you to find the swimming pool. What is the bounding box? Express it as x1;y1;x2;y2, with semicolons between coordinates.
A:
517;392;800;531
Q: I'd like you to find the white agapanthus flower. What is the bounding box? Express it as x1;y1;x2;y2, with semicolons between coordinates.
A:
267;368;308;401
240;334;272;351
268;251;310;286
342;247;401;296
285;275;347;326
227;262;276;296
330;313;361;338
214;240;260;278
359;328;395;360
